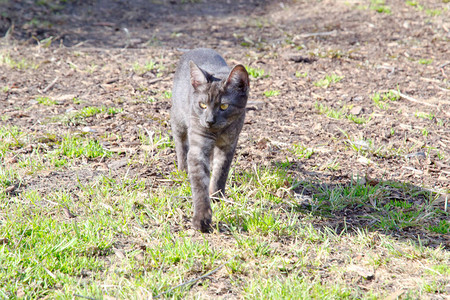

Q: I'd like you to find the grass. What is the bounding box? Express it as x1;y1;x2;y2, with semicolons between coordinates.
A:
314;74;343;88
1;148;449;298
57;106;123;125
132;60;156;74
418;58;433;65
371;90;400;110
369;0;391;13
414;111;434;120
36;96;57;106
0;52;39;70
290;143;314;159
295;71;308;78
315;103;370;124
245;66;267;79
263;90;280;97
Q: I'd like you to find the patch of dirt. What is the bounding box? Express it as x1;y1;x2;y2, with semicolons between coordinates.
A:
1;0;449;297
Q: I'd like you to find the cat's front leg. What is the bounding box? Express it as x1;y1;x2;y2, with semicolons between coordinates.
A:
209;142;237;198
187;133;215;232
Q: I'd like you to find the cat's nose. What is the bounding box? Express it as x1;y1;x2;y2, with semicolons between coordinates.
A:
206;116;216;126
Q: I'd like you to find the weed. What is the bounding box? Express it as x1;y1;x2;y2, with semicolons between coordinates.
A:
315;103;345;119
163;91;172;99
314;74;343;88
295;71;308;78
370;0;391;13
58;106;123;126
290;144;314;159
425;8;442;16
429;220;449;234
0;53;39;70
405;0;424;10
263;90;280;97
315;103;369;124
418;58;433;65
372;91;399;110
0;166;20;188
36;96;57;106
415;111;434;120
0;126;24;156
245;66;268;79
53;135;112;159
133;60;156;74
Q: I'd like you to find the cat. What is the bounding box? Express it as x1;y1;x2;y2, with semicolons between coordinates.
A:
170;48;250;233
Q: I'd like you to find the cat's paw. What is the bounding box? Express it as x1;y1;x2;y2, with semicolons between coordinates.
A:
193;212;212;233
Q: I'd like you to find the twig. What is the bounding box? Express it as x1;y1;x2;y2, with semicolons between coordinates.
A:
74;294;99;300
42;76;59;93
295;30;336;38
390;90;437;108
14;224;30;250
147;77;164;85
438;61;450;69
154;255;237;298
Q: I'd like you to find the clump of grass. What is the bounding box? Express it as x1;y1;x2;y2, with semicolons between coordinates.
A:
418;58;433;65
58;106;123;126
370;0;391;13
290;143;314;159
314;74;343;88
0;126;24;156
0;53;39;70
263;90;280;97
414;111;434;120
0;166;20;188
245;66;267;79
371;91;400;110
315;103;370;124
405;0;424;10
132;60;156;74
429;220;449;234
425;8;442;16
53;136;112;159
36;96;57;106
162;91;172;99
295;71;308;78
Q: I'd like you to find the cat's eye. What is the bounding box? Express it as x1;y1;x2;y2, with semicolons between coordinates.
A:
199;102;207;109
220;103;229;110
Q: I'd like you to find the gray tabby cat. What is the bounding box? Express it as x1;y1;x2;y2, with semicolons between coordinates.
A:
170;48;250;233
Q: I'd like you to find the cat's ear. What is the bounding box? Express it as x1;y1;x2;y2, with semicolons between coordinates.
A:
189;61;207;89
225;64;249;93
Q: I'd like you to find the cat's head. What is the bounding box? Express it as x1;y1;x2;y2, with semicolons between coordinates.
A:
189;61;249;130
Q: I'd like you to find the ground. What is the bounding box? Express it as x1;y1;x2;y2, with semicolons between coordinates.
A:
0;0;449;299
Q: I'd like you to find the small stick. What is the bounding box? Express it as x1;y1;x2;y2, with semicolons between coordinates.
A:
42;76;59;93
74;294;99;300
147;77;164;85
438;61;450;69
390;90;437;108
296;30;336;38
154;255;237;298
